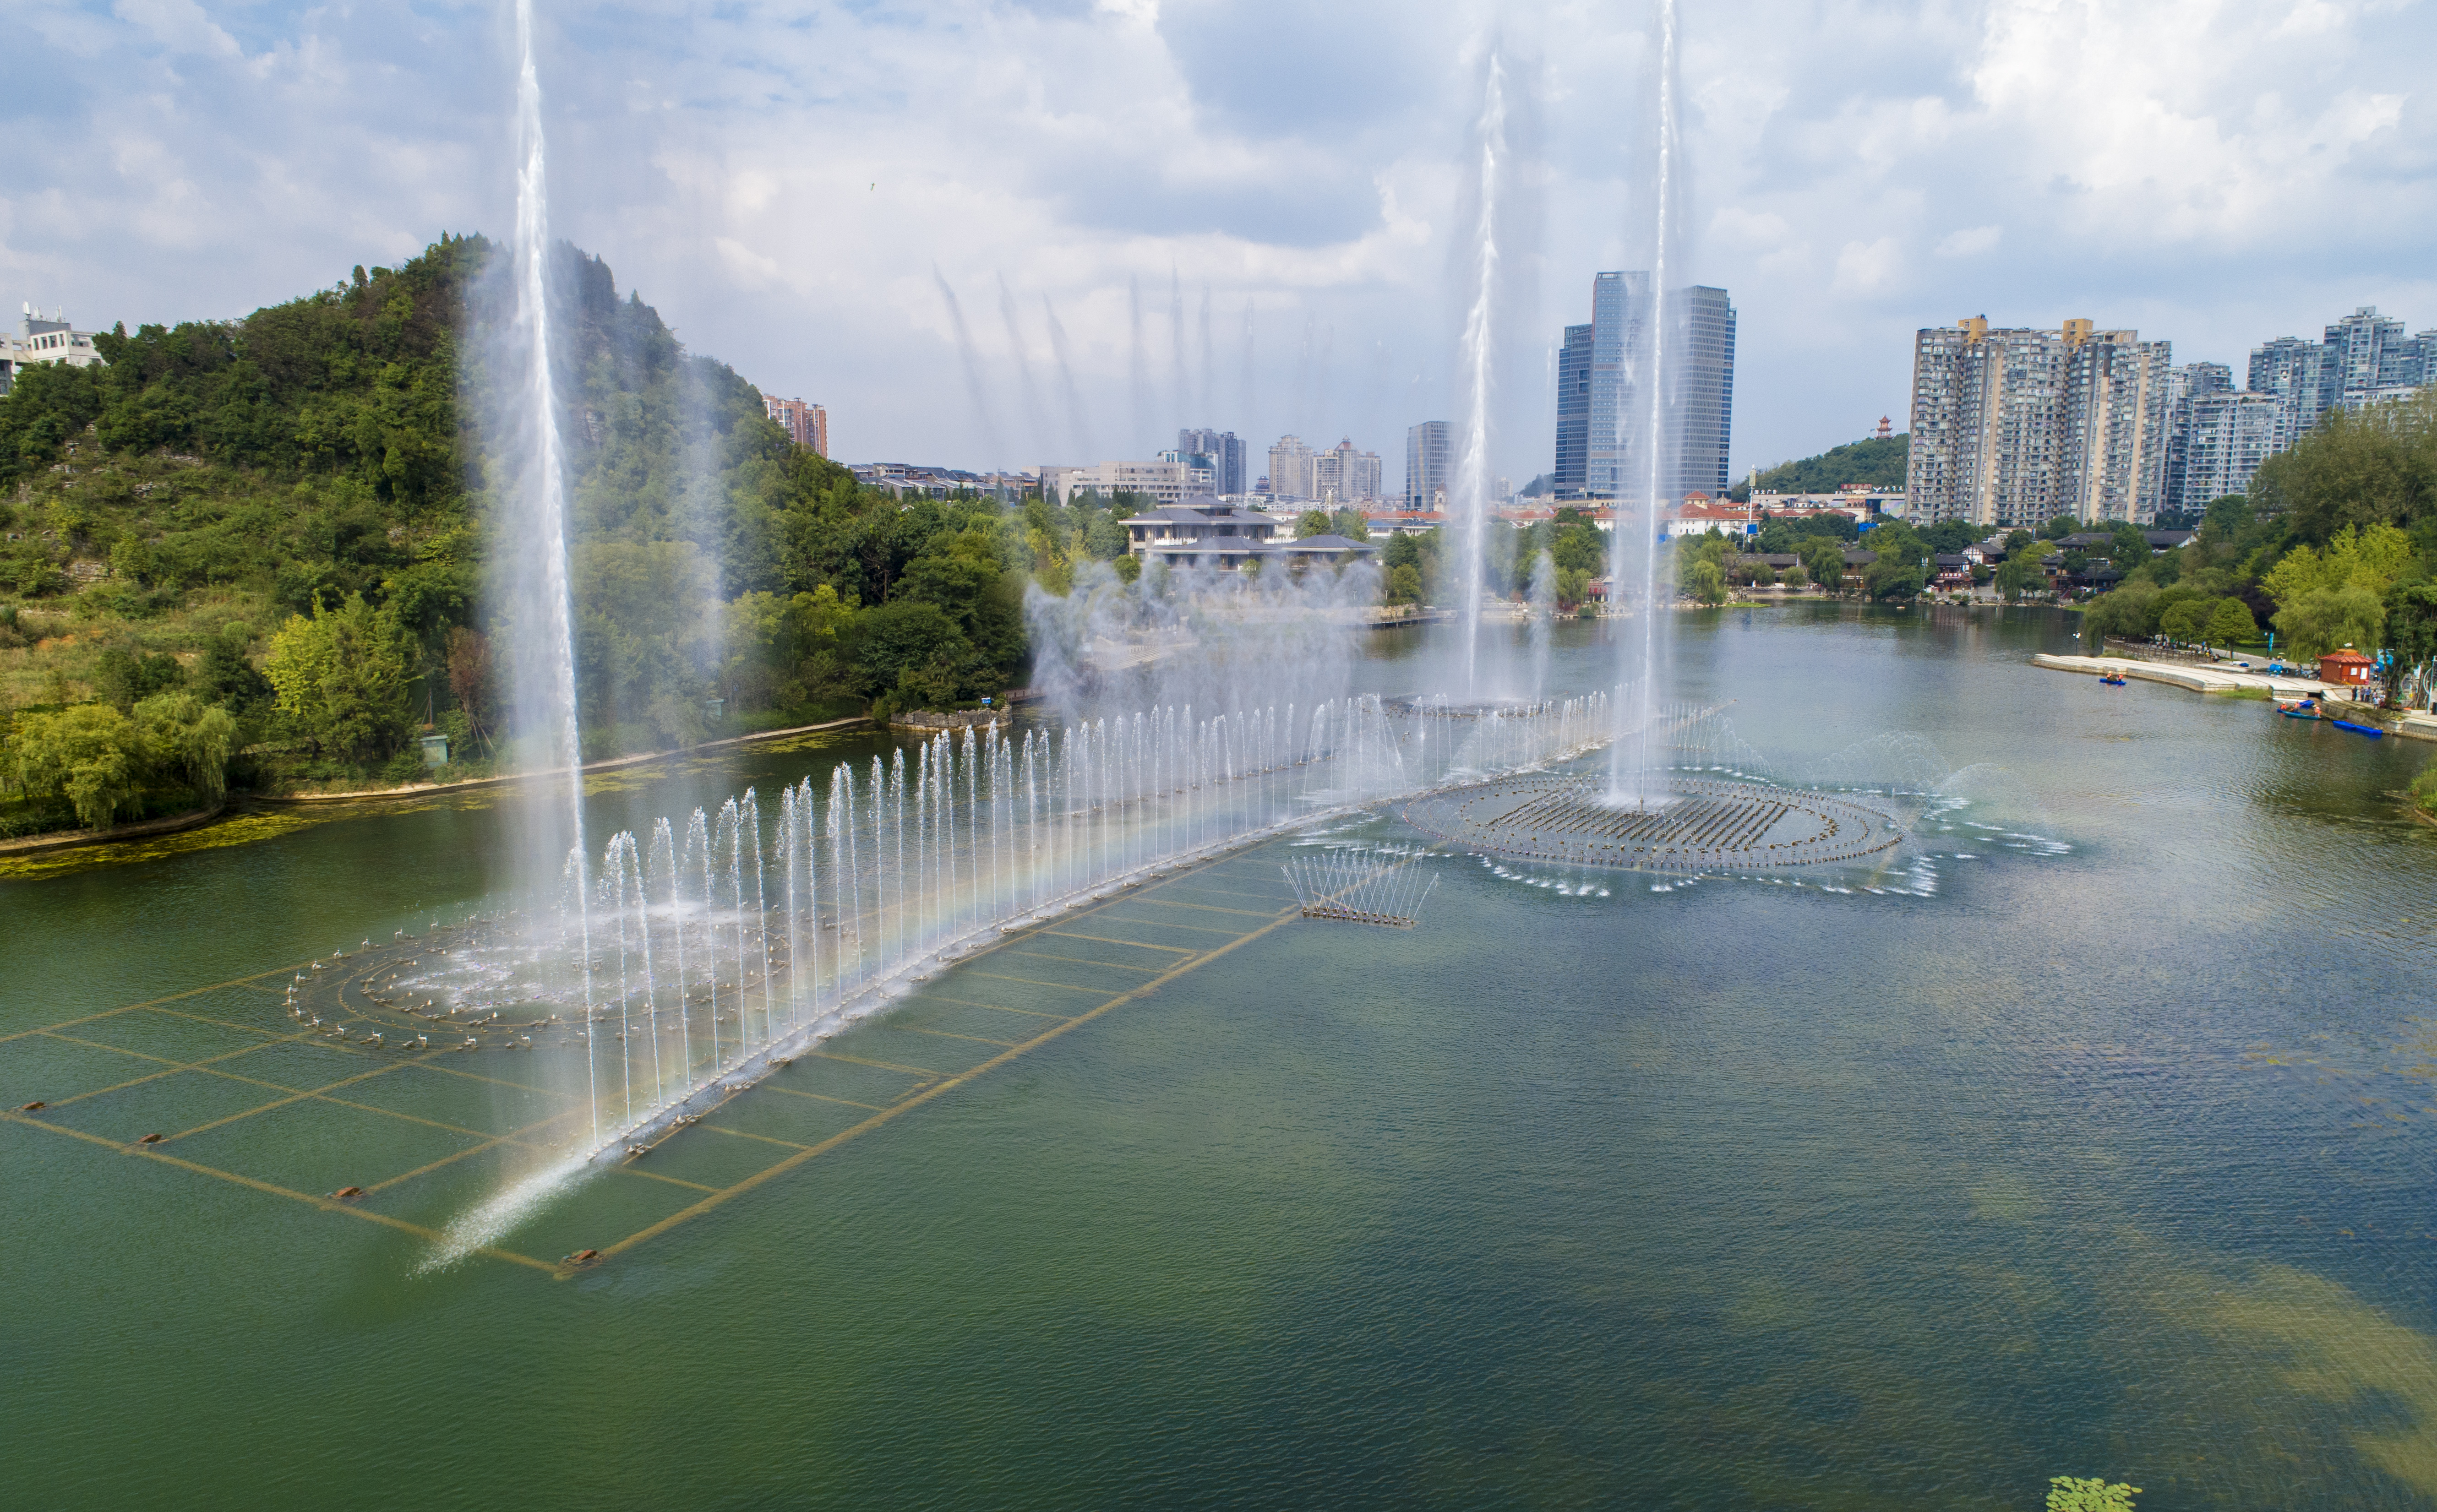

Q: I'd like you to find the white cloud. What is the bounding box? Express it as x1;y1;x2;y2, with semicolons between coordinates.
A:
1935;225;2001;258
0;0;2430;479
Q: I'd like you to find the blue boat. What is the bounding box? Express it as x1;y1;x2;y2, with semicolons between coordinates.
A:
2331;719;2384;738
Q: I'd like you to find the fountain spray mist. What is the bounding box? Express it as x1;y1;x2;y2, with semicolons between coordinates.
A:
505;0;594;1141
1610;0;1685;806
1452;47;1509;697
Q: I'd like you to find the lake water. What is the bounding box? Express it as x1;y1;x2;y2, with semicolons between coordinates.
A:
9;604;2437;1509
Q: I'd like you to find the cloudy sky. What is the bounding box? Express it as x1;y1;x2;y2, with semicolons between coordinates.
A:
7;0;2434;487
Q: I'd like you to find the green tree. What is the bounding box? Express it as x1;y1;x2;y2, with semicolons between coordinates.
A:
4;704;144;829
2383;582;2437;701
2248;388;2437;544
1803;538;1848;594
2041;515;2081;539
1780;562;1810;590
851;599;973;708
132;692;239;802
2205;597;2257;646
263;592;415;762
1385;563;1422;605
1295;509;1331;539
2274;584;2385;659
2159;600;2205;642
1329;506;1369;540
1993;557;2036;602
1745;433;1907;494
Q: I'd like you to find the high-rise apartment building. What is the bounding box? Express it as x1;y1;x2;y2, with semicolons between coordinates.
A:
1553;324;1592;494
1313;439;1382;504
1906;316;2171;528
2248;336;2339;451
2161;362;2233;513
1176;428;1248;496
2247;307;2437;449
1267;435;1318;501
1555;272;1736;501
1406;421;1450;509
2178;392;2280;513
763;395;828;456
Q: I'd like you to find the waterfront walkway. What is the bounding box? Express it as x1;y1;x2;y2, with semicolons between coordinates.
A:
2032;653;2437;744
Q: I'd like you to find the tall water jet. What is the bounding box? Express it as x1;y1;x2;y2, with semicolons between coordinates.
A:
1451;45;1510;696
492;0;594;1115
1608;0;1687;806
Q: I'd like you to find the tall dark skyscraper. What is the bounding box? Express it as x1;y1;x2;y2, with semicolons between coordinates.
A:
1554;323;1592;494
1176;428;1247;496
1552;274;1736;500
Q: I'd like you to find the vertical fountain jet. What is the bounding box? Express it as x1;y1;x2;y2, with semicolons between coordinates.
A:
1452;46;1509;698
503;0;594;1122
1609;0;1687;806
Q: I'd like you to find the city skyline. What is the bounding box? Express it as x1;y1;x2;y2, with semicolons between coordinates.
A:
7;0;2429;489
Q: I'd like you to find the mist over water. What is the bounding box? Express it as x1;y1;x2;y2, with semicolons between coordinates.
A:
1608;0;1687;805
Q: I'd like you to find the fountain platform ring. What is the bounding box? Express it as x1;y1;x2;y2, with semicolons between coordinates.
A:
1403;775;1904;873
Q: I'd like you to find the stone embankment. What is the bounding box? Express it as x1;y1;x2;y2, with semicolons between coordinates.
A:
2031;653;2437;745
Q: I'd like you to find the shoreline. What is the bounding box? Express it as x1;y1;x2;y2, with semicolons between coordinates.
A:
251;715;876;805
2030;652;2437;745
1;717;881;857
0;800;229;856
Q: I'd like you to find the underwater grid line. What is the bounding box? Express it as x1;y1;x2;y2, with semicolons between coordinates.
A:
1036;930;1195;955
0;1107;555;1273
901;1026;1023;1049
963;972;1122;996
579;880;1301;1273
911;994;1077;1022
0;959;315;1047
1004;949;1170;974
758;1085;889;1112
23;1022;337;1110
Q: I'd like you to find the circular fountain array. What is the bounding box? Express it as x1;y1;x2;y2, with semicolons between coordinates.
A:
1403;774;1905;873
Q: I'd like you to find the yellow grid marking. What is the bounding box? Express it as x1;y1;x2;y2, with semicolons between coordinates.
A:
760;1086;889;1112
162;1056;427;1144
809;1050;940;1077
1007;949;1164;974
0;960;311;1046
614;1167;720;1193
1038;930;1194;954
0;1108;553;1273
1153;883;1297;902
589;888;1298;1270
32;1029;583;1152
914;994;1074;1022
30;1026;312;1110
363;1132;526;1195
964;972;1115;995
1134;898;1277;918
698;1124;812;1152
903;1026;1020;1049
1083;915;1251;937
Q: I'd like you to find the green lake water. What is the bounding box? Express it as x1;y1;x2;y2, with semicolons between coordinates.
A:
10;604;2437;1508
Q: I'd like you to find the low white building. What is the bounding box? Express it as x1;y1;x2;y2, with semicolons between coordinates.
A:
1041;459;1207;507
0;306;104;395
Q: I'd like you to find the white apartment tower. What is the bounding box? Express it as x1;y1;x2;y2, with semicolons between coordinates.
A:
1267;435;1318;502
1907;316;2171;528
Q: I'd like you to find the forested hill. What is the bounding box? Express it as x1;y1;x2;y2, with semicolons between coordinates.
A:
0;235;1105;831
1738;434;1909;497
